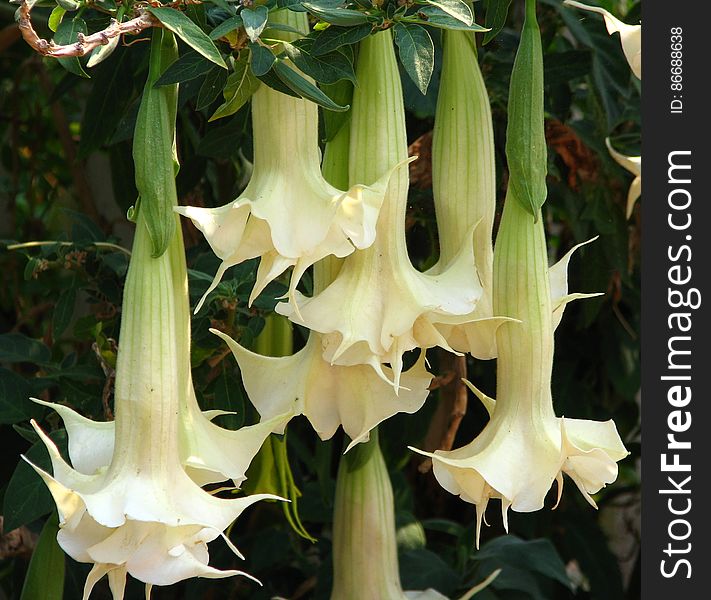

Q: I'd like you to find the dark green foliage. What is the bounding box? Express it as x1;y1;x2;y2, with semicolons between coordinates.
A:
0;1;640;599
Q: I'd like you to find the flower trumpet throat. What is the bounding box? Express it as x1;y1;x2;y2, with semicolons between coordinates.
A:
177;9;404;313
278;29;482;389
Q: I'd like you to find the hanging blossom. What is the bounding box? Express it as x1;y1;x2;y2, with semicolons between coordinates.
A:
411;2;627;547
564;0;641;79
212;91;433;451
429;29;513;359
25;214;283;599
606;138;641;219
176;10;406;313
278;28;482;390
411;194;628;547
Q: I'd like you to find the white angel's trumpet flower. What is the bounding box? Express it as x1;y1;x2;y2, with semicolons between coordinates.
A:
606;138;641;219
176;10;402;313
212;112;433;451
411;193;629;547
278;29;482;389
25;213;280;598
430;29;512;359
564;0;641;79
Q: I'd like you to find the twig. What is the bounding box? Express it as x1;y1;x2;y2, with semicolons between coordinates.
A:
16;0;155;58
7;240;131;256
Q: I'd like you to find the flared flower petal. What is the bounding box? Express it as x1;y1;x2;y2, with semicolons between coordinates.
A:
606;138;642;218
278;30;483;388
564;0;641;78
213;329;432;451
176;9;404;313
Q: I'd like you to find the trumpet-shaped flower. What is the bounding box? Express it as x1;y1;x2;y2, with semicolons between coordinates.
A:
564;0;641;79
176;10;403;313
214;329;432;452
606;138;641;219
278;30;483;389
25;214;281;598
411;193;628;547
429;29;512;359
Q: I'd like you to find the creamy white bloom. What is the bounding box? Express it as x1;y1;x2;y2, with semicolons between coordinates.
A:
214;329;432;452
564;0;641;79
176;10;404;313
278;30;483;389
411;194;628;547
25;215;280;598
606;138;641;219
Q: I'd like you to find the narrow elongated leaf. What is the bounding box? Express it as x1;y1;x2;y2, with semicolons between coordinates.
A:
321;79;353;142
155;51;214;86
147;7;227;68
284;39;356;84
426;0;473;25
209;15;243;40
416;6;489;31
311;23;372;55
484;0;513;44
393;22;434;95
54;18;89;78
197;66;229;110
52;288;76;340
302;4;370;26
258;68;302;98
250;42;276;77
242;5;269;42
20;513;65;600
0;333;51;365
210;53;261;121
273;60;349;111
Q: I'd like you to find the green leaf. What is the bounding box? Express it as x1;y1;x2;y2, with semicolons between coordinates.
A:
400;548;460;596
302;3;370;26
210;53;260;121
241;5;269;42
393;22;434;95
48;6;65;33
20;513;65;600
284;39;356;84
54;18;89;78
209;15;243;40
155;51;215;86
146;6;227;68
273;60;349;112
0;368;36;425
415;6;489;31
52;288;76;340
425;0;473;25
484;0;513;44
258;68;301;98
3;430;68;532
0;333;51;365
198;112;250;157
321;79;353;142
311;23;372;55
250;42;276;77
212;367;245;430
197;66;229;110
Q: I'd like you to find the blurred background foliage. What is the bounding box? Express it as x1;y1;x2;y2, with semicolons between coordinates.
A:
0;0;640;598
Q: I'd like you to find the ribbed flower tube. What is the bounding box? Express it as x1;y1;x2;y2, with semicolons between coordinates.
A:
430;29;512;358
278;30;482;389
177;10;401;312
